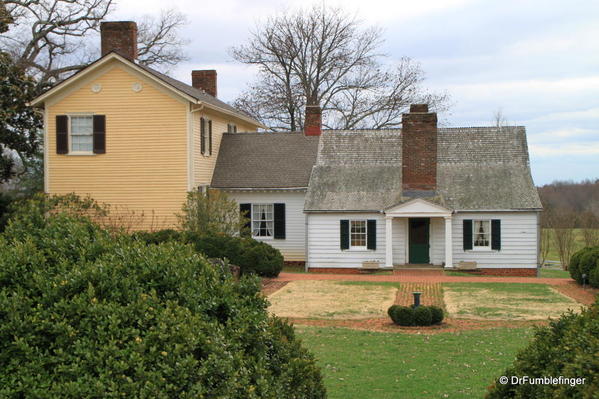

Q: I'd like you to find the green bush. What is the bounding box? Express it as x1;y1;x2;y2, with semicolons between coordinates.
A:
413;306;433;326
486;298;598;398
387;305;400;323
0;201;325;398
569;246;599;287
429;306;445;325
392;306;415;326
134;230;284;278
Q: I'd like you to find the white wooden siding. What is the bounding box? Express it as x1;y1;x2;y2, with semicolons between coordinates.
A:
225;190;307;261
307;213;386;269
452;212;538;268
391;218;407;264
430;218;445;265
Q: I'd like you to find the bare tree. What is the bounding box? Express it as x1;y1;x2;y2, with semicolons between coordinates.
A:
539;228;552;267
1;1;187;90
545;208;578;270
493;108;508;129
231;5;449;131
580;211;599;248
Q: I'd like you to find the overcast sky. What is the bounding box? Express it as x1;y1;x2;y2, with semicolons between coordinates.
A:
112;0;599;186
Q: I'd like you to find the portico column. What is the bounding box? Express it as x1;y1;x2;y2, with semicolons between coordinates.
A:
385;216;393;267
444;216;453;268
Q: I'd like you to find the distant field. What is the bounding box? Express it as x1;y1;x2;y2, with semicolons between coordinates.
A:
543;228;590;262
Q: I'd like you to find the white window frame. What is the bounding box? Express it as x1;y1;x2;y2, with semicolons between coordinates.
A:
350;219;368;250
68;114;94;155
251;203;274;239
472;219;491;250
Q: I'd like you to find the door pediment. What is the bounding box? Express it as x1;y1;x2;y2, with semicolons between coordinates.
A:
385;198;451;217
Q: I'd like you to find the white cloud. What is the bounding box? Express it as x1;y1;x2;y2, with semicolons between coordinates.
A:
530;143;599;157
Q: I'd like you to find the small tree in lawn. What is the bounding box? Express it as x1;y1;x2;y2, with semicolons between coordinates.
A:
545;208;577;270
539;228;552;267
580;211;599;248
179;189;248;236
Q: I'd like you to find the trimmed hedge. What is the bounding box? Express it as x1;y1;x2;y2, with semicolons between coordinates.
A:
388;305;444;326
486;298;598;398
132;230;284;278
569;246;599;288
0;203;325;398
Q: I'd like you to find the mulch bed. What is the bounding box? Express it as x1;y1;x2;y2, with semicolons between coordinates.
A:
288;317;547;334
553;281;598;305
261;279;289;296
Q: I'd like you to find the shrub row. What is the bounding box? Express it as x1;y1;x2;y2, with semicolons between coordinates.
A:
569;246;599;288
0;200;324;398
132;229;284;277
387;305;444;326
486;298;598;398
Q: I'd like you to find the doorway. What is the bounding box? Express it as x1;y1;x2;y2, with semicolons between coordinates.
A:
408;218;430;264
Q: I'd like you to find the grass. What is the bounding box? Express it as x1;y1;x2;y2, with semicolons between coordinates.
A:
296;326;534;399
539;268;571;278
443;282;579;320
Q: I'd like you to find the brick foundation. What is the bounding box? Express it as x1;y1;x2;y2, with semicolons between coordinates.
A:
308;267;373;274
284;261;306;268
472;268;537;277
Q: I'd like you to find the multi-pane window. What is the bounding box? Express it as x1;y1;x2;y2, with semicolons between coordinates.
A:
70;116;93;152
252;204;273;237
473;220;491;248
350;220;367;248
227;123;237;133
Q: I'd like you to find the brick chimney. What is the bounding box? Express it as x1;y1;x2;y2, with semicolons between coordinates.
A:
100;21;138;60
304;105;322;136
401;104;437;191
192;70;217;97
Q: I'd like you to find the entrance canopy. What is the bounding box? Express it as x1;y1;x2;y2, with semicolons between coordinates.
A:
385;198;452;218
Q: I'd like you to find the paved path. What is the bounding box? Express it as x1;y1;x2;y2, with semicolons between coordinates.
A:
277;272;571;285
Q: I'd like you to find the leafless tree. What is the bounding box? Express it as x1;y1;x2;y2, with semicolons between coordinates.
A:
539;228;552;267
231;5;449;131
580;211;599;247
545;208;577;270
1;1;187;90
493;108;508;129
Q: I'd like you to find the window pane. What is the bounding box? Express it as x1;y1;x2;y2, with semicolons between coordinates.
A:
252;204;273;237
350;221;367;247
473;220;490;247
71;116;93;152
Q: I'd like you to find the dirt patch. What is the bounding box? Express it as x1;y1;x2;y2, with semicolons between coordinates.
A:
443;285;580;320
553;281;598;305
268;280;396;320
394;282;444;308
286;317;546;334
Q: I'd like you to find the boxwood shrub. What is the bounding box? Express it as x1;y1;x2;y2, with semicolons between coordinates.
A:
569;246;599;287
0;203;324;398
486;298;598;398
388;305;444;326
133;230;284;278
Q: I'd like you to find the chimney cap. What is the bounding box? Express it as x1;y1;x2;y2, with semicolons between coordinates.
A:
410;104;429;113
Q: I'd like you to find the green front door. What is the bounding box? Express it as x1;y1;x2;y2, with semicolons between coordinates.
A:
409;218;430;264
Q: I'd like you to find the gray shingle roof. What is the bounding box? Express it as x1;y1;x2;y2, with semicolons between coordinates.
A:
304;127;542;211
211;132;319;189
136;63;259;125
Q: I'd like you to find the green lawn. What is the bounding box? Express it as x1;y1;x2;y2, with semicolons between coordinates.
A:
296;326;534;399
539;268;571;278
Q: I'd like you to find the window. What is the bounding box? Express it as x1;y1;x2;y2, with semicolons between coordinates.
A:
227;123;237;133
350;220;367;249
473;220;491;249
252;204;273;237
70;115;93;152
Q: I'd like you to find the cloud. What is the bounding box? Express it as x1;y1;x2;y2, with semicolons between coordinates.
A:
530;143;599;157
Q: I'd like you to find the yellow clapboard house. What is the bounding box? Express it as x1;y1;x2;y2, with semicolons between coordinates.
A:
29;22;263;230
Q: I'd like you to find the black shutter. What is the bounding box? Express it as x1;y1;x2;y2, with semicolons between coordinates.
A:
340;220;349;250
200;118;206;155
491;219;501;250
56;115;68;154
233;125;237;133
93;115;106;154
274;203;286;239
463;219;473;251
367;219;376;250
240;203;251;237
208;120;213;155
